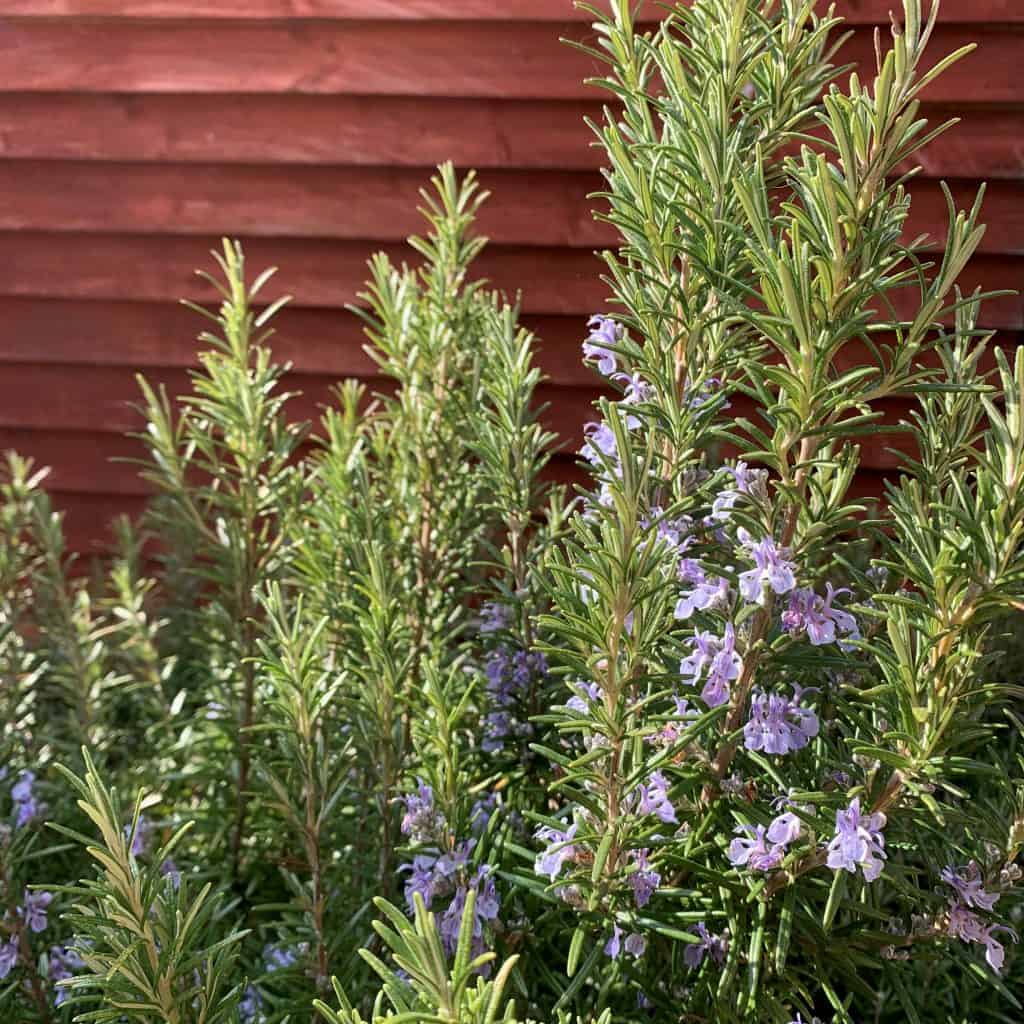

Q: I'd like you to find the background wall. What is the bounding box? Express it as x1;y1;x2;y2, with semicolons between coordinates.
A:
0;1;1021;552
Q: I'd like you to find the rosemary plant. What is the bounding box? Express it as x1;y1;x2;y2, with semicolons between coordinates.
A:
0;3;1021;1022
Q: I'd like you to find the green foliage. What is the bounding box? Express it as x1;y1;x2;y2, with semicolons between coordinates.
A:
50;751;245;1023
1;3;1022;1023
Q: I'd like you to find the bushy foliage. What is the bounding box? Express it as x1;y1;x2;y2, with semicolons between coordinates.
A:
1;2;1022;1022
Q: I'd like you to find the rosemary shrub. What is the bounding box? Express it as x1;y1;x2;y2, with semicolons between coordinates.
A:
1;2;1022;1022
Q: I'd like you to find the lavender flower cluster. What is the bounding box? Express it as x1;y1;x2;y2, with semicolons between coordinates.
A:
1;768;43;828
481;641;546;755
942;862;1017;972
0;890;70;1003
397;782;501;959
729;809;803;872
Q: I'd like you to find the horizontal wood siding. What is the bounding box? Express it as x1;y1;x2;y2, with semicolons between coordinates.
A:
0;1;1020;552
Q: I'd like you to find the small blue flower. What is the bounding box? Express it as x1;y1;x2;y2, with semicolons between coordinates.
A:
0;936;19;980
533;823;578;882
634;771;677;825
11;770;41;827
628;849;660;908
743;685;819;756
825;798;886;882
399;780;446;843
583;315;623;376
19;890;53;933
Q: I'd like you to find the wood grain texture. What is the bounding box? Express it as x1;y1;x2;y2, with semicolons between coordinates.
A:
0;163;1018;253
2;0;1022;22
1;21;1019;101
0;232;1019;326
0;97;1018;179
0;231;609;313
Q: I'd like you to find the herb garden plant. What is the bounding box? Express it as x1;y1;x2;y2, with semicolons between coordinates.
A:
1;1;1022;1021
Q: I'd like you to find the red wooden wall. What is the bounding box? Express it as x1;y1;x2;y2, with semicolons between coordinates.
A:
0;1;1021;552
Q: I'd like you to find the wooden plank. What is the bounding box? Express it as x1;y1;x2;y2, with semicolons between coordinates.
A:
0;164;1015;251
35;462;897;554
834;27;1021;104
0;428;151;495
38;491;150;555
0;20;605;99
0;0;1020;23
1;294;1018;395
0;232;609;314
0;164;1016;252
0;297;603;388
0;298;378;375
913;106;1024;181
0;21;1017;102
0;232;1017;325
0;422;914;504
0;94;604;169
0;163;611;248
1;294;1018;382
0;94;1018;180
0;361;606;451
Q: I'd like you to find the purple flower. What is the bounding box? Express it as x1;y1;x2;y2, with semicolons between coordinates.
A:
604;924;622;960
239;983;265;1023
947;901;1018;973
766;810;802;846
534;823;578;882
160;858;181;889
479;601;512;634
0;936;19;980
782;583;859;648
727;825;785;872
482;711;513;753
737;529;796;605
580;421;619;469
583;315;623;376
743;685;819;756
49;944;85;1007
399;780;446;843
628;849;661;908
566;680;603;715
435;840;475;879
634;770;677;824
683;375;726;410
439;866;500;958
684;921;728;969
604;924;645;960
615;371;654;406
674;559;731;620
941;862;1000;912
708;461;765;522
402;854;442;912
124;815;150;858
263;943;302;972
470;793;499;835
11;769;35;804
474;866;501;922
11;769;40;828
20;890;53;933
481;647;543;754
825;798;886;882
643;508;693;555
680;624;743;708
